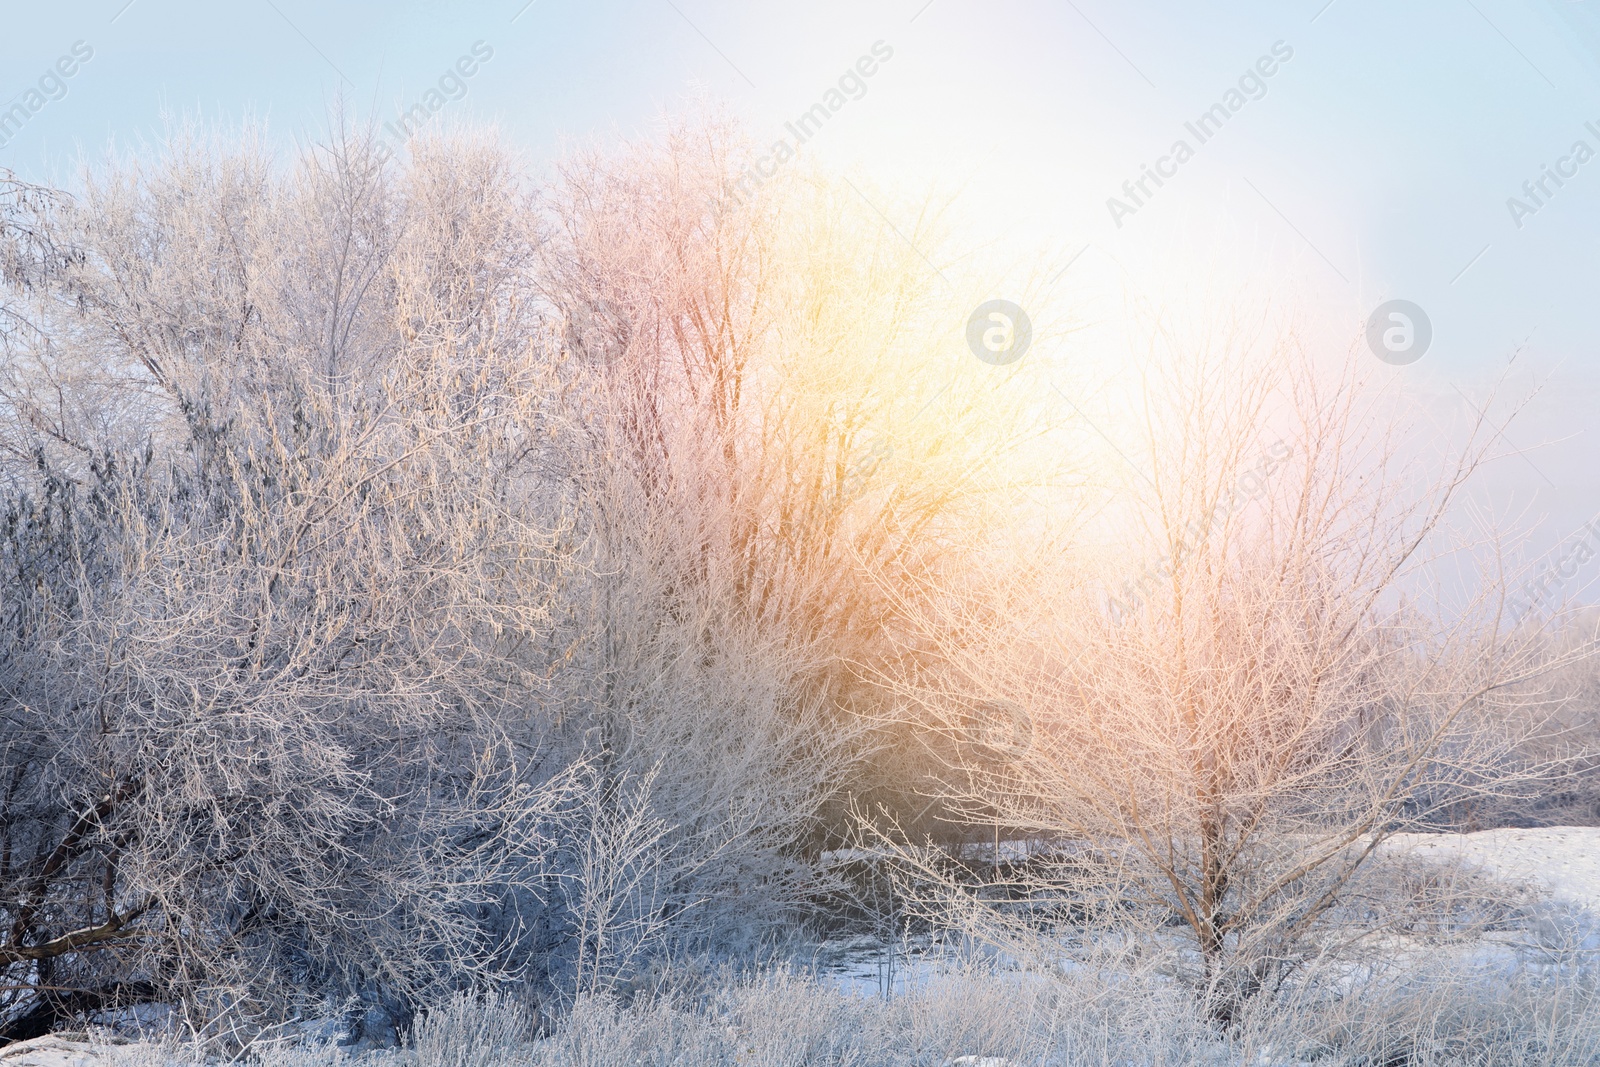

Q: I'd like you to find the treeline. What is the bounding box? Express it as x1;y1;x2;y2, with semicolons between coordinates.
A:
0;120;1594;1046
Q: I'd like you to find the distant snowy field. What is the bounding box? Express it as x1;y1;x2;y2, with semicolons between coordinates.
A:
1384;826;1600;910
819;827;1600;999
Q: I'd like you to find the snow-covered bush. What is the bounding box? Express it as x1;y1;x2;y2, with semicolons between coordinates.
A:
872;344;1593;1024
0;113;1029;1041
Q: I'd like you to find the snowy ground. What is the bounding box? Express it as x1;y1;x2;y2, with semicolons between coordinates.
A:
1384;826;1600;910
0;1035;118;1067
817;827;1600;998
5;828;1598;1066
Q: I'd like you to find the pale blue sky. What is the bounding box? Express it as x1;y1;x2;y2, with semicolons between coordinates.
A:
4;0;1600;596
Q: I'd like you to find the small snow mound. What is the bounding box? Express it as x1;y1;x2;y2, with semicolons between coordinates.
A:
0;1035;116;1067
